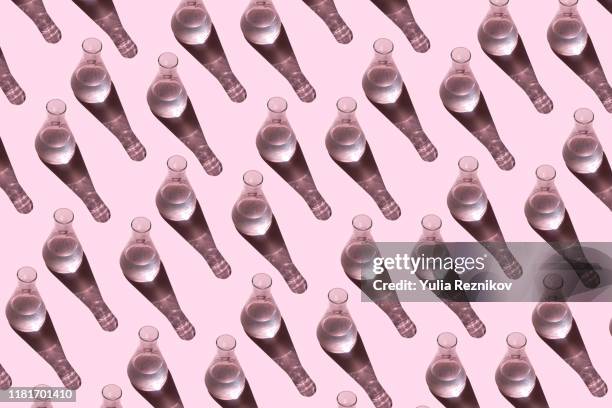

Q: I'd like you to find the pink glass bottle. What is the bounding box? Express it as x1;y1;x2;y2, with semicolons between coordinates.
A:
156;155;230;279
478;0;553;114
368;0;430;52
426;332;480;407
563;108;612;210
120;217;196;340
10;0;61;43
127;326;185;407
337;390;357;407
5;267;81;389
0;135;33;214
0;364;11;390
447;156;522;279
240;0;316;102
362;38;437;162
596;0;612;13
256;97;332;220
42;208;118;331
416;215;486;338
240;273;316;396
171;0;247;103
101;384;123;407
532;274;607;397
440;47;515;171
71;0;137;58
341;214;416;337
495;332;550;407
302;0;353;44
147;52;222;176
524;165;600;288
326;97;401;220
317;288;392;408
0;46;25;105
232;170;307;294
205;334;259;407
71;38;146;161
35;99;111;223
548;0;612;112
31;384;54;408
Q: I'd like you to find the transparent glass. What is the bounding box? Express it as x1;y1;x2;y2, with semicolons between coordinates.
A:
120;217;196;340
317;289;392;408
101;384;123;408
127;326;184;407
337;390;357;407
241;273;316;396
5;267;81;389
71;38;146;161
440;47;515;171
548;0;612;112
341;214;416;337
171;0;247;103
147;52;222;176
71;0;137;58
10;0;61;43
496;333;539;399
416;215;487;338
35;99;111;222
368;0;430;52
478;0;553;113
232;170;307;294
156;155;231;279
302;0;353;44
42;208;118;331
362;38;437;162
447;156;522;279
0;47;25;105
257;97;332;220
0;136;33;213
0;364;11;390
326;97;401;220
241;0;316;102
563;108;612;210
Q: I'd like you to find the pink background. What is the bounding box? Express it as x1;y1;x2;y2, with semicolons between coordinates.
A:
1;0;611;406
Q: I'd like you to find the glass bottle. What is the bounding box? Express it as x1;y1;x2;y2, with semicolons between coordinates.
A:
42;208;118;331
495;332;550;407
337;390;357;407
532;275;607;397
548;0;612;112
5;267;81;389
524;165;600;288
362;38;437;162
596;0;612;13
0;136;33;213
205;334;259;407
0;364;11;390
71;38;146;161
240;273;316;396
440;47;515;171
563;108;612;210
0;46;25;105
368;0;430;52
302;0;353;44
326;97;401;220
171;0;247;103
232;170;307;294
478;0;553;114
35;99;111;223
147;52;222;176
415;215;487;338
120;217;196;340
256;97;332;220
31;384;53;408
241;0;316;102
447;156;522;279
156;155;231;279
341;214;416;337
71;0;137;58
101;384;123;408
317;288;392;408
127;326;184;407
10;0;61;43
